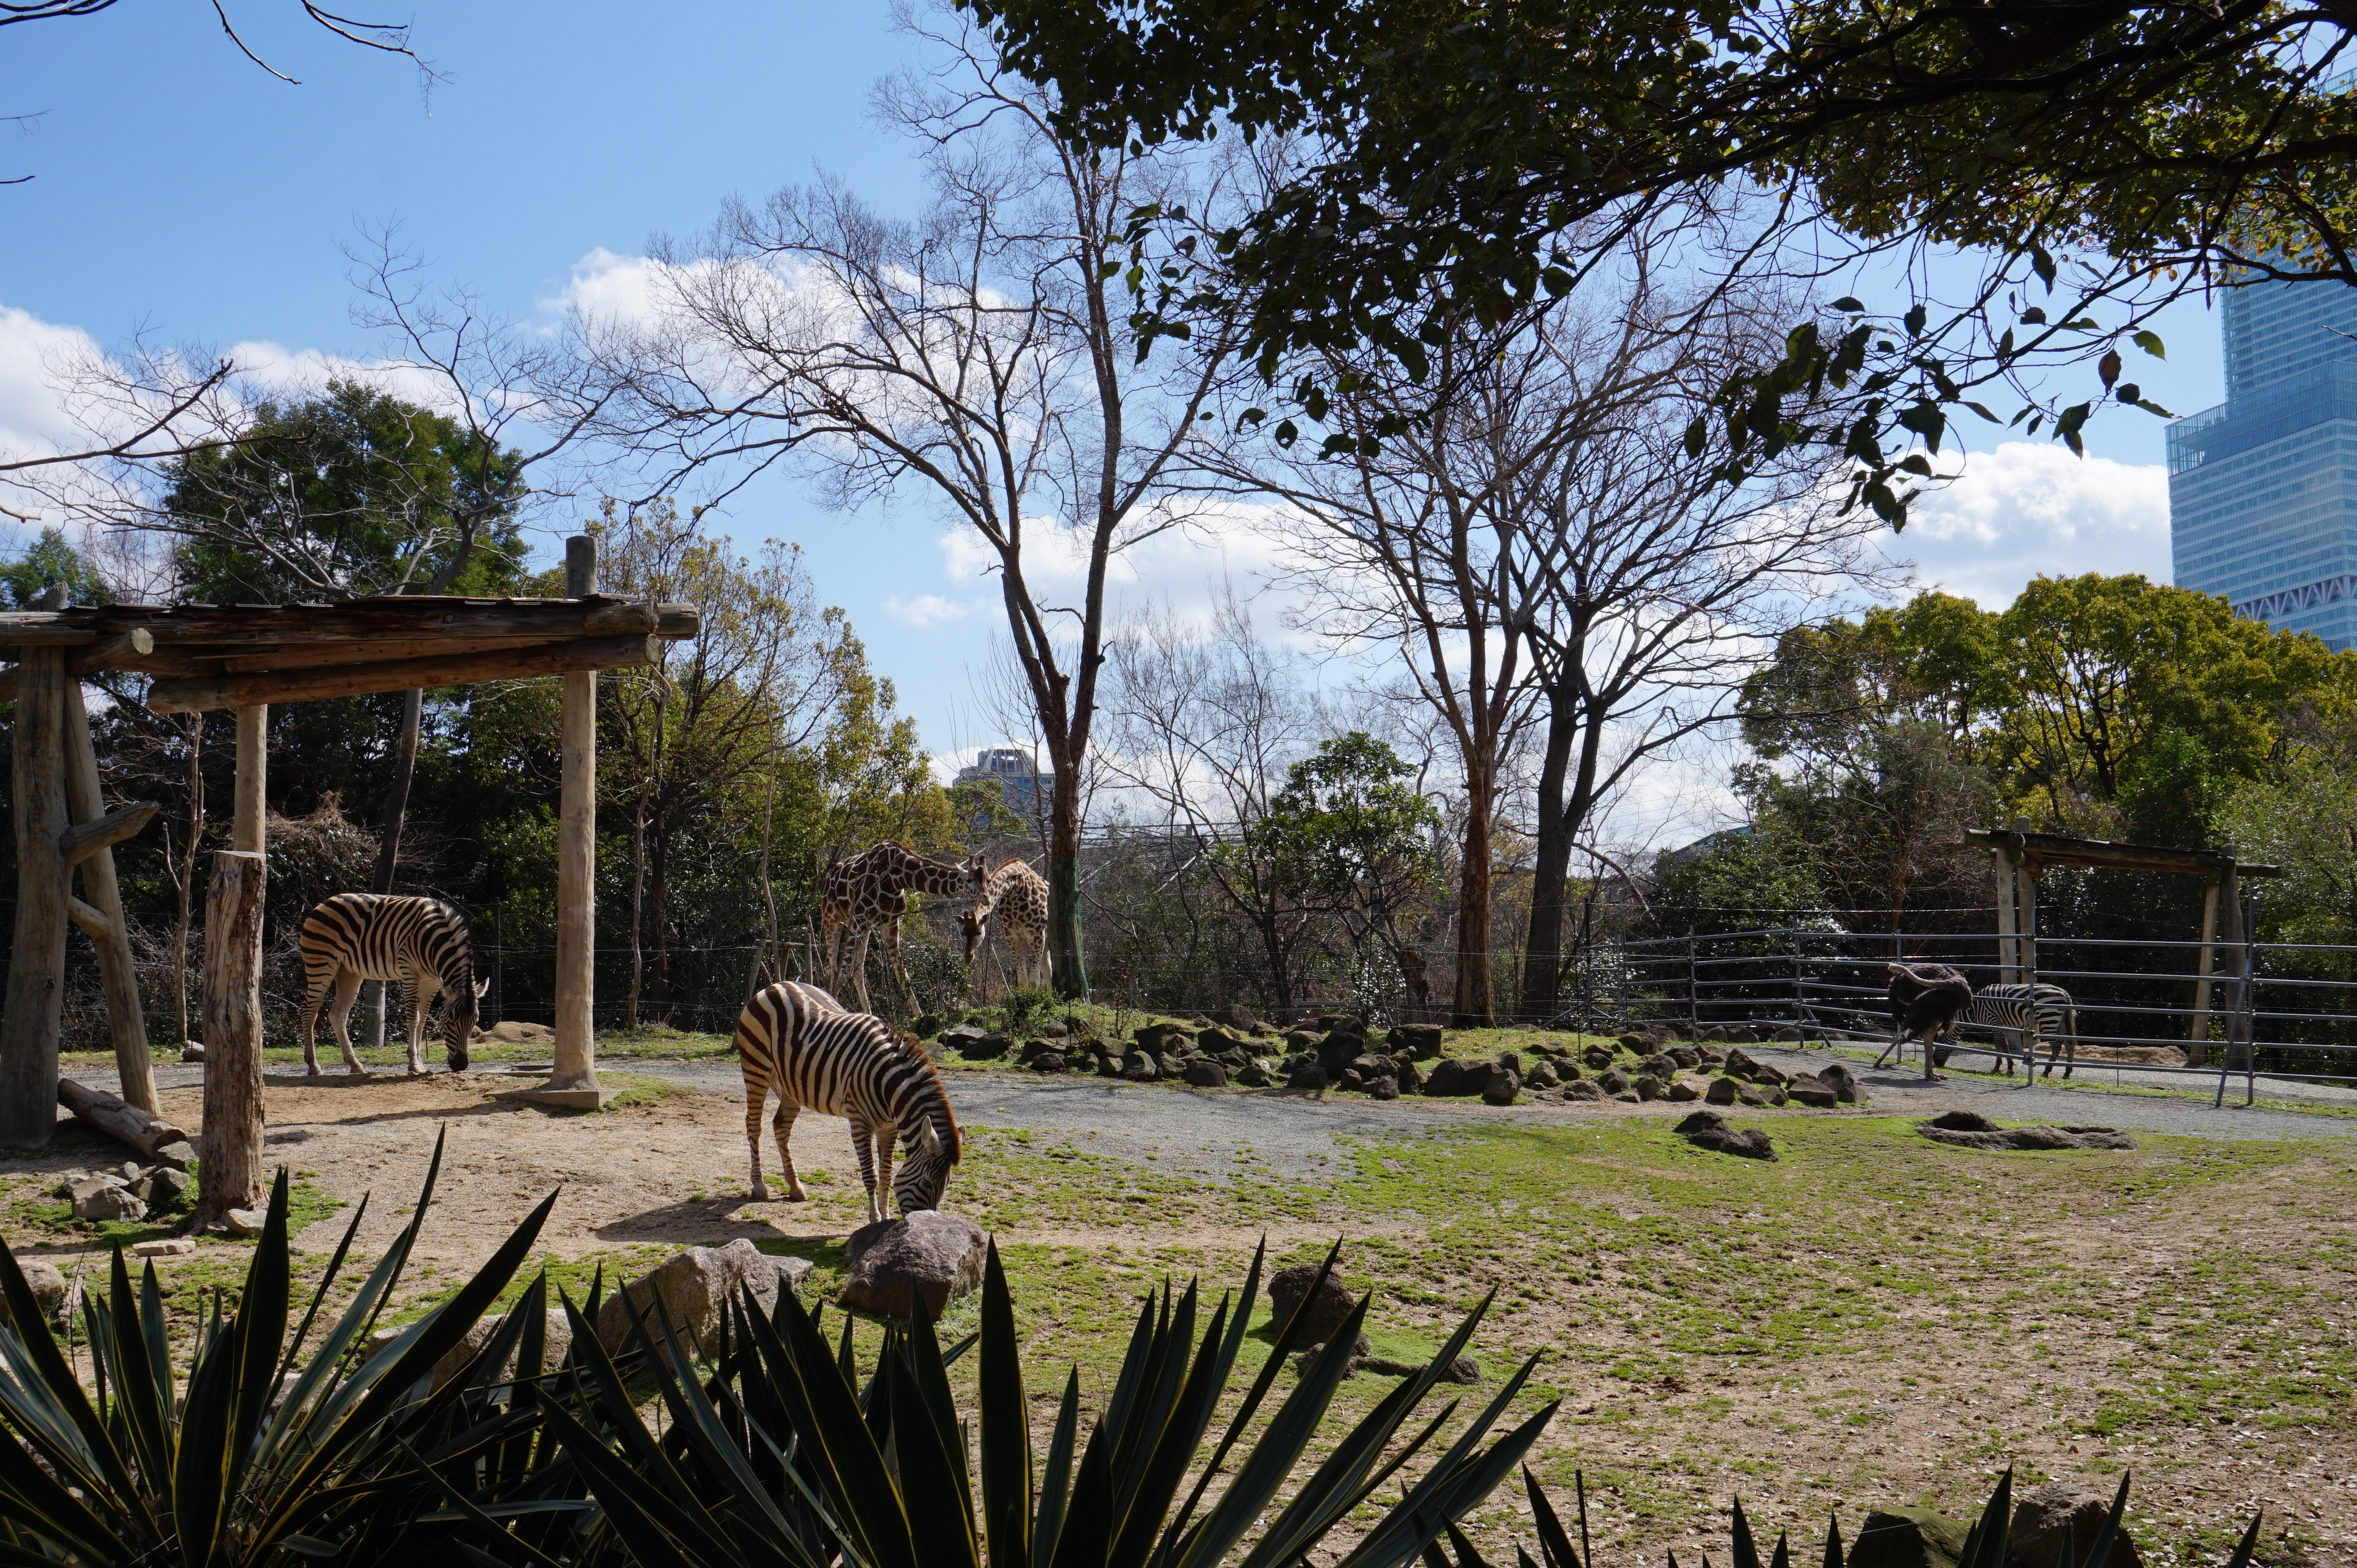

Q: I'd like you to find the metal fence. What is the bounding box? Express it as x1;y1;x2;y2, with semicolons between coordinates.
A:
1561;925;2357;1108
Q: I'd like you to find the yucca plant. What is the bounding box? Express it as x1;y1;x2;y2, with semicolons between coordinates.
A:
0;1130;567;1566
499;1242;1559;1568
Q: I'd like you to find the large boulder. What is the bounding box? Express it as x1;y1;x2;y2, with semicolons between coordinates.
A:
1392;1056;1424;1093
2007;1482;2145;1568
1386;1023;1443;1058
1135;1021;1191;1052
962;1031;1014;1060
1030;1051;1070;1074
1592;1066;1630;1096
432;1309;575;1390
1421;1059;1471;1096
1636;1052;1679;1080
842;1211;989;1318
75;1185;146;1223
1787;1075;1840;1108
1482;1067;1521;1105
1819;1062;1869;1105
1525;1059;1560;1090
1182;1059;1229;1088
1207;1004;1270;1034
1673;1110;1777;1161
1289;1060;1329;1091
1;1259;68;1330
1268;1263;1359;1346
1704;1075;1739;1105
939;1022;987;1052
1122;1052;1160;1082
1564;1079;1605;1101
597;1239;810;1355
1196;1026;1250;1052
1316;1031;1367;1074
1851;1505;1968;1568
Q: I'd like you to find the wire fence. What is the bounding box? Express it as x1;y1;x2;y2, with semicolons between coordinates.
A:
1560;924;2357;1108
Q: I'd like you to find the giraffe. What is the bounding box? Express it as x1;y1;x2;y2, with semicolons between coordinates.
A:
957;858;1052;994
819;842;987;1013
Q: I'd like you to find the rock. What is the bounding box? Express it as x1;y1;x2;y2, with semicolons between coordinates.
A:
1030;1051;1069;1074
151;1141;197;1171
64;1174;122;1203
1096;1051;1124;1077
141;1169;194;1211
265;1127;313;1145
1667;1045;1700;1068
75;1185;145;1223
1723;1048;1762;1077
2;1260;68;1328
1852;1505;1968;1568
1525;1060;1560;1089
1819;1062;1868;1105
1617;1032;1653;1052
222;1208;267;1236
1358;1353;1477;1382
1704;1076;1739;1105
1393;1057;1424;1093
180;1043;206;1063
598;1238;809;1354
1593;1067;1630;1095
1421;1059;1468;1096
1697;1046;1725;1066
1121;1051;1160;1082
1927;1109;2000;1132
1665;1080;1702;1102
1196;1026;1248;1052
1269;1262;1357;1344
1387;1024;1443;1057
2007;1482;2145;1568
1673;1110;1777;1161
132;1236;196;1257
1289;1060;1329;1091
1637;1053;1679;1080
433;1309;576;1390
1564;1079;1605;1101
1771;1024;1805;1041
1633;1075;1662;1102
1316;1031;1366;1073
1235;1060;1272;1087
940;1023;987;1051
1482;1068;1520;1105
1737;1084;1781;1107
1284;1029;1320;1050
1367;1075;1399;1100
1182;1059;1229;1088
480;1020;557;1045
1338;1068;1366;1092
1207;1004;1269;1033
1035;1020;1070;1040
1787;1076;1840;1108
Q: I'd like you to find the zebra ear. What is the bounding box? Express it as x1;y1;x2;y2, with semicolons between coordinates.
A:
474;976;490;999
913;1121;940;1155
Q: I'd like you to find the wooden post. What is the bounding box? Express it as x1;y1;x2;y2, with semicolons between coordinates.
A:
522;536;614;1109
2189;877;2221;1068
0;648;71;1148
194;850;266;1226
232;705;266;852
63;678;156;1114
1993;848;2020;986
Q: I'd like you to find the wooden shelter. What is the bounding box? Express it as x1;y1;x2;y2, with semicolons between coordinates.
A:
1965;825;2279;1069
0;536;697;1227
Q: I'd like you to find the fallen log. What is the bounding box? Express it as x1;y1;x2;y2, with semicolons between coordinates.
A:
57;1077;190;1160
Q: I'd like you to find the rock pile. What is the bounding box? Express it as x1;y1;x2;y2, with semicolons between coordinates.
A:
1914;1110;2137;1151
50;1159;195;1225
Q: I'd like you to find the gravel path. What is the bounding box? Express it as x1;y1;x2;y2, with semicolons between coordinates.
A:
67;1043;2357;1189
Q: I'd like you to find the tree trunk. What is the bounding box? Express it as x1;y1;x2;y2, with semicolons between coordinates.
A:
1452;774;1495;1027
0;648;70;1149
363;685;424;1054
1046;762;1088;998
1518;690;1580;1019
194;849;266;1225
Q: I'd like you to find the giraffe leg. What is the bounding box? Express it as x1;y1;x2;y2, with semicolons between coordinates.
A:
772;1098;808;1202
878;920;916;1017
329;973;369;1076
847;927;874;1012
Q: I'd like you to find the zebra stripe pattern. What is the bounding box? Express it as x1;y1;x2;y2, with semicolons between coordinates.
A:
734;981;961;1221
1937;981;2080;1079
297;894;481;1077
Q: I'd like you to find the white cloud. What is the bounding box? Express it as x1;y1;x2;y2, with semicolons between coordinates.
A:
886;592;973;628
0;304;102;459
1882;440;2172;606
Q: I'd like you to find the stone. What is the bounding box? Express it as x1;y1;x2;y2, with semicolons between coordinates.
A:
2;1259;68;1328
1787;1077;1839;1108
1316;1031;1366;1073
265;1127;313;1145
1564;1079;1605;1101
1387;1023;1443;1057
1525;1060;1560;1089
2007;1482;2145;1568
1207;1004;1270;1033
1634;1075;1662;1102
1851;1505;1968;1568
1593;1067;1630;1096
1771;1024;1804;1041
1393;1057;1424;1093
1366;1075;1399;1100
1673;1110;1777;1161
1665;1080;1702;1102
1030;1051;1069;1074
1269;1262;1357;1344
132;1236;197;1258
1421;1059;1468;1096
1235;1060;1272;1087
151;1141;197;1171
1133;1021;1188;1051
600;1239;817;1353
1284;1029;1320;1050
141;1169;194;1210
1121;1052;1158;1082
222;1208;267;1237
181;1042;206;1062
1098;1051;1126;1077
1723;1048;1761;1077
1668;1045;1700;1068
75;1185;145;1223
1819;1062;1868;1105
1482;1067;1521;1105
837;1212;987;1319
1035;1020;1070;1039
940;1022;987;1051
1581;1045;1617;1069
1637;1052;1679;1080
65;1174;122;1203
1616;1032;1653;1051
433;1309;576;1390
1196;1026;1248;1052
913;1012;945;1038
1182;1059;1229;1088
1357;1353;1477;1382
1338;1068;1365;1091
1704;1076;1739;1105
1495;1051;1522;1077
1737;1084;1781;1107
1289;1060;1329;1091
1155;1052;1187;1078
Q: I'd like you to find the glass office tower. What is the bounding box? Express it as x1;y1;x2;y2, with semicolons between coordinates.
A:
2168;278;2357;648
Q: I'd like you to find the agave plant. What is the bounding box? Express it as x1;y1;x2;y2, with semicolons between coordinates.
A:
492;1243;1560;1568
0;1130;565;1566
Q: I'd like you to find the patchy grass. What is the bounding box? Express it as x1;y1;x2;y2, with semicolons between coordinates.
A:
5;1169;344;1251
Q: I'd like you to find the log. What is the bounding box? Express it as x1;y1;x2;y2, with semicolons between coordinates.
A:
217;632;597;674
0;619;100;646
57;1077;188;1158
62;677;155;1113
0;649;71;1147
550;537;602;1094
147;635;661;713
234;706;266;853
0;629;159;701
123;598;701;646
59;801;158;865
194;850;267;1225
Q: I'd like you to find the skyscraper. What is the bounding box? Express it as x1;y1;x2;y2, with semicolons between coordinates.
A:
2168;277;2357;648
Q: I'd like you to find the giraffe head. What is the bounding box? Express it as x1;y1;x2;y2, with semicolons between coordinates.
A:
956;898;994;967
963;851;988;891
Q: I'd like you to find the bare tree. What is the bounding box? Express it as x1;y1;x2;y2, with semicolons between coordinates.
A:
571;13;1239;996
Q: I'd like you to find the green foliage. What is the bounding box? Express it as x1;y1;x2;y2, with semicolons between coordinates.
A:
0;527;113;609
1649;828;1823;936
1248;732;1441;910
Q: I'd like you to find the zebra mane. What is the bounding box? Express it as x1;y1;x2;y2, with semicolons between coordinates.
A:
906;1043;961;1164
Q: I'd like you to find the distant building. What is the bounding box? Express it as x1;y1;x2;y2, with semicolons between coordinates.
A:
2169;274;2357;648
953;747;1052;831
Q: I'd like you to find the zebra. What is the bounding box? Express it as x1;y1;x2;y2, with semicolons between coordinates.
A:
1934;981;2081;1079
733;981;961;1222
297;894;483;1077
1877;961;1974;1076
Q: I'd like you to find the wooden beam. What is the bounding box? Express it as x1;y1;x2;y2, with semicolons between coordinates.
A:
0;617;100;646
193;850;267;1227
147;634;660;713
0;629;157;704
63;679;156;1115
215;632;593;674
60;801;158;866
57;1077;187;1160
1964;827;2280;878
0;648;71;1147
68;897;110;942
2190;878;2221;1068
125;598;701;645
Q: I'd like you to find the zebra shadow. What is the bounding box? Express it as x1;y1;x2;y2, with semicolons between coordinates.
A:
584;1199;848;1249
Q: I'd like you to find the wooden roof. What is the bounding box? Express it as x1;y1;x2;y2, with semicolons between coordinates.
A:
1964;827;2280;878
0;597;700;713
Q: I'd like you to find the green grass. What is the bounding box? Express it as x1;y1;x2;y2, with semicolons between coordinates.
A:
4;1169;345;1251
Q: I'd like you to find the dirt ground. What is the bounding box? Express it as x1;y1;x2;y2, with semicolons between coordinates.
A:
4;1059;2355;1567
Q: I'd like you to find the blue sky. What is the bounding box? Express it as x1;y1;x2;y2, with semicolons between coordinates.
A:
0;0;2232;778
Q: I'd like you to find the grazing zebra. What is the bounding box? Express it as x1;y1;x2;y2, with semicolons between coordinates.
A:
1877;961;1974;1076
297;894;483;1077
733;981;961;1221
1933;981;2081;1079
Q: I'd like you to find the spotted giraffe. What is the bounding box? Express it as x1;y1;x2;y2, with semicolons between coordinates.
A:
819;842;987;1013
957;858;1052;993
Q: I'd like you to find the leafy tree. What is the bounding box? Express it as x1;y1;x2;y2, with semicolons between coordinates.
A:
0;528;113;608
